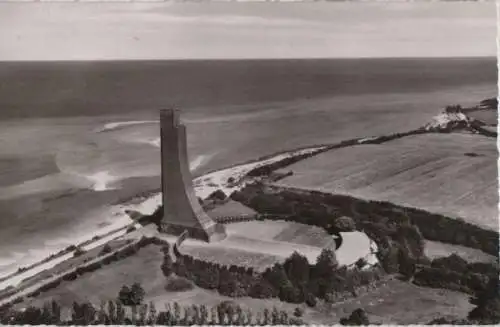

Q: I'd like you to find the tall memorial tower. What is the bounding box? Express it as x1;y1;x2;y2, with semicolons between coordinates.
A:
159;109;226;242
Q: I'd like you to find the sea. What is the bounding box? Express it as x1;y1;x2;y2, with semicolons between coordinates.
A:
0;58;496;277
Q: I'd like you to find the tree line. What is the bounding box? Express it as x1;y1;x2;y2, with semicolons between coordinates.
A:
1;296;302;325
164;240;384;306
232;184;497;258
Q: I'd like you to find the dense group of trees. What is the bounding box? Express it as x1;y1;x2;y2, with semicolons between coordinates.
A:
229;185;500;305
168;243;383;306
339;308;370;325
231;185;428;277
232;185;498;257
410;253;499;296
0;298;302;325
479;97;498;110
118;283;145;306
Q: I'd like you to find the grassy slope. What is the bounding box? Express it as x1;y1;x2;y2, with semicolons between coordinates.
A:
275;133;497;230
318;278;473;324
424;240;498;263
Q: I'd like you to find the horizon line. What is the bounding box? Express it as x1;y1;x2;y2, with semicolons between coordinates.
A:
0;55;496;63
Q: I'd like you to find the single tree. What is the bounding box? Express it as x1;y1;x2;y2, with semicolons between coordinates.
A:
100;244;112;256
116;301;125;324
173;302;181;325
50;300;61;324
147;301;157;325
118;285;131;305
97;301;108;324
73;246;86;257
293;307;304;318
263;308;271;325
340;308;370;325
284;251;310;286
139;303;148;325
130;282;146;306
107;300;116;324
314;248;338;278
161;253;174;277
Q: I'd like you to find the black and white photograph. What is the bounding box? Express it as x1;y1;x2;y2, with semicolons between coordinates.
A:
0;0;497;325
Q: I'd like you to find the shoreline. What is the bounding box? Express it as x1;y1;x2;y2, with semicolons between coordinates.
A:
0;223;135;291
1;104;495;291
0;144;328;290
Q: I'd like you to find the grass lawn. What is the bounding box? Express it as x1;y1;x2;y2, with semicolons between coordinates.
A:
424;240;498;263
315;278;474;324
207;200;257;218
16;244;165;310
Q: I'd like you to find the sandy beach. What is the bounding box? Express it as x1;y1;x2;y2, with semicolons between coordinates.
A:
0;144;327;290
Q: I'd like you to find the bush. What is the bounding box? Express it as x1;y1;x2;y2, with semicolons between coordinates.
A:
355;258;367;270
161;254;174;277
99;244;112;255
208;190;227;201
340;308;370;325
304;293;317;307
431;254;468;273
130;282;145;305
118;285;131;305
63;271;77;281
73;247;86;257
445;105;463;113
293;307;304;318
165;277;194;292
334;216;356;232
65;245;77;252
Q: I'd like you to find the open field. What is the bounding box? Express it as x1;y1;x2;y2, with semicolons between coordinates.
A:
207;200;257;218
14;244;166;311
164;220;375;268
272;221;333;248
424;240;499;263
275;133;497;230
160;220;333;270
0;237;132;298
319;278;474;324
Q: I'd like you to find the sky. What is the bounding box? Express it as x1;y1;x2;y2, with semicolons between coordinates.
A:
0;1;496;60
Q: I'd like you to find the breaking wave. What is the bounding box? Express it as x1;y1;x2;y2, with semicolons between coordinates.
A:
98;120;159;133
84;171;118;191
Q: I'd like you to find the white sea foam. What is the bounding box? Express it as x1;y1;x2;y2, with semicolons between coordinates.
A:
190;154;212;171
85;171;118;191
0;252;25;270
0;211;134;290
0;227;131;291
357;136;379;144
100;120;158;132
148;138;161;148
